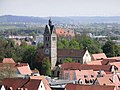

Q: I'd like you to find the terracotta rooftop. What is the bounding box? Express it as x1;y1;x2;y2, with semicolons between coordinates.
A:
92;53;107;60
87;60;102;65
101;59;117;65
0;63;28;68
61;63;112;71
30;76;51;90
2;78;29;90
65;84;115;90
61;62;81;70
17;66;32;75
24;79;41;90
2;58;15;63
108;56;120;60
2;78;42;90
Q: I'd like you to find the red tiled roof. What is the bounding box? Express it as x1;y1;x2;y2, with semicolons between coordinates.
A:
24;79;41;90
80;64;111;71
2;78;29;90
61;62;81;70
2;58;15;63
30;76;51;90
2;78;43;90
17;66;32;75
58;49;86;57
101;59;116;65
96;76;115;86
65;84;115;90
108;56;120;60
61;63;111;71
15;63;28;67
87;60;102;65
92;53;107;60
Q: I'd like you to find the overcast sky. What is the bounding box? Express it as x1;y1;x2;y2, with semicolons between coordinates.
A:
0;0;120;17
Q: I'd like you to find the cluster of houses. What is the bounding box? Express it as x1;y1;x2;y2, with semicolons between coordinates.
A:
0;58;52;90
1;20;120;90
1;52;120;90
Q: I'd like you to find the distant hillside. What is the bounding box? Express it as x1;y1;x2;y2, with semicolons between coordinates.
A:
0;15;47;24
0;15;120;24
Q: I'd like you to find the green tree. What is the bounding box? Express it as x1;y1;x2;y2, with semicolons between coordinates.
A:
69;39;80;49
102;40;116;57
41;58;51;76
57;40;64;49
78;35;102;53
63;58;74;63
62;39;69;48
22;46;36;69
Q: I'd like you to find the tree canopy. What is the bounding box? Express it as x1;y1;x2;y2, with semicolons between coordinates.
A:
102;40;120;57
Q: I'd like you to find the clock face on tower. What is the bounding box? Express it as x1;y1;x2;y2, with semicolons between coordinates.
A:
45;49;49;55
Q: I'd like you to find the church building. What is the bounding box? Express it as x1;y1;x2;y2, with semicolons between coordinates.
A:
38;19;91;69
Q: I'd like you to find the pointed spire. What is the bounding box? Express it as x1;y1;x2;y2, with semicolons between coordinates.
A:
48;17;52;26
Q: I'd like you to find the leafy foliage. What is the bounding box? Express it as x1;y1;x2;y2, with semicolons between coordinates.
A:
63;58;74;63
57;35;102;53
41;58;51;76
102;40;120;57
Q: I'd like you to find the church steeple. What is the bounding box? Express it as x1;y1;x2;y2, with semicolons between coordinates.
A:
43;19;57;69
48;18;52;26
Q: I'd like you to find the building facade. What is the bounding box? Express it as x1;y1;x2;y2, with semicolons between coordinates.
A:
39;19;91;69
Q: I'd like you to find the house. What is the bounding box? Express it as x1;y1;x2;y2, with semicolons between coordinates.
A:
2;58;15;63
2;78;47;90
57;49;91;64
65;84;116;90
30;76;52;90
37;19;92;69
92;53;107;60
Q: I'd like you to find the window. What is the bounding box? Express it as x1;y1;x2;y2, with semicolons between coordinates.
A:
48;37;49;41
84;75;88;78
45;37;49;41
45;37;47;41
52;37;56;41
91;75;94;78
46;43;48;47
86;54;88;56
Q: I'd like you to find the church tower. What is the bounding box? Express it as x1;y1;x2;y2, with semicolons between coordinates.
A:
43;19;57;69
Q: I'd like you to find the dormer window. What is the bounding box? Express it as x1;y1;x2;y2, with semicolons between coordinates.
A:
91;75;94;78
84;75;88;78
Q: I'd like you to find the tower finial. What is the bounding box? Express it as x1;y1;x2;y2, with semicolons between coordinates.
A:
48;17;52;26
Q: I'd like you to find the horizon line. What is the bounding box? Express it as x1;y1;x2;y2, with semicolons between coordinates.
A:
1;14;120;18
